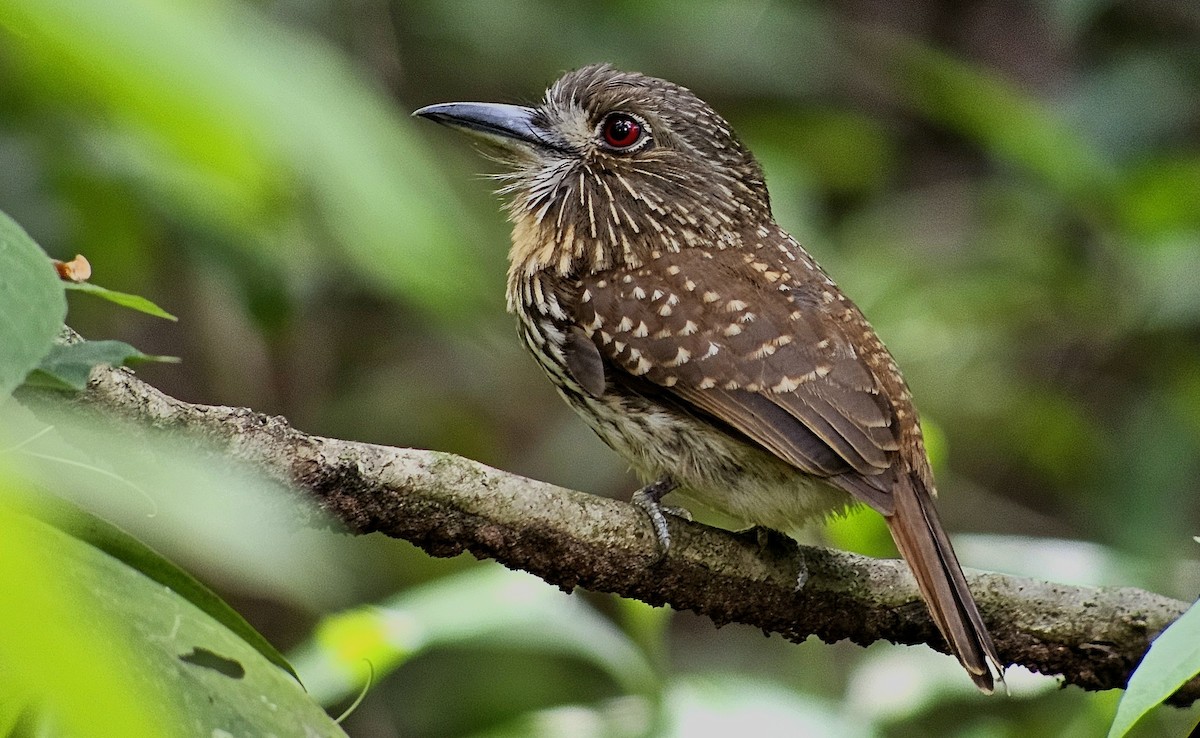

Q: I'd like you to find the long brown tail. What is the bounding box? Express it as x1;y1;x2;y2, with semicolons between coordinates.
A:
885;473;1003;693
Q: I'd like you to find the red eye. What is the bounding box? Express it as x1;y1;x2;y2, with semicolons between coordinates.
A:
601;113;643;149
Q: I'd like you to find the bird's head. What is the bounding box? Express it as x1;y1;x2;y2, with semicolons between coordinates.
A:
415;64;772;273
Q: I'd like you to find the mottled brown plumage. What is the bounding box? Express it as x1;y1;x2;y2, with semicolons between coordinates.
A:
416;64;1003;691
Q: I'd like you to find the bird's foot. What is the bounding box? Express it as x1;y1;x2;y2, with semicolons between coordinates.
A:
794;550;810;592
747;525;808;591
632;478;680;560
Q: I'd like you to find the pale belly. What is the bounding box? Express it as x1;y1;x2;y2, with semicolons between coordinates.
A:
559;385;855;534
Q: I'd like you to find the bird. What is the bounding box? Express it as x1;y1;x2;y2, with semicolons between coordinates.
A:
414;63;1003;692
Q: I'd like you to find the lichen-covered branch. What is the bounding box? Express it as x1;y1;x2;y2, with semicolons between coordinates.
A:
27;358;1196;704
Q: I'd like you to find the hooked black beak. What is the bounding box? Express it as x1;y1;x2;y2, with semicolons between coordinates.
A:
412;102;562;152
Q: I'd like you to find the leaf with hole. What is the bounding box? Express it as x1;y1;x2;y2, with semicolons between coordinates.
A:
24;493;299;682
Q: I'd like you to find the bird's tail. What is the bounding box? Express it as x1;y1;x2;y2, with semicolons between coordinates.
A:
885;473;1003;693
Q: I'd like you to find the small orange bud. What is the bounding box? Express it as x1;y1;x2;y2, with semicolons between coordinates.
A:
52;254;92;283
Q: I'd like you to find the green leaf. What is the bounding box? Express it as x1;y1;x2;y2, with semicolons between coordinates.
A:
0;498;169;736
25;339;179;391
20;492;298;681
0;211;67;399
65;281;177;320
0;495;346;736
1;401;352;612
1107;598;1200;737
290;565;659;708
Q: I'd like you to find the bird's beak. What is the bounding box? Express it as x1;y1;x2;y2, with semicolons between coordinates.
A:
413;102;560;152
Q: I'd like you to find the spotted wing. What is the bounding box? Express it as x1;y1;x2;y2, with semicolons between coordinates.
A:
577;244;902;512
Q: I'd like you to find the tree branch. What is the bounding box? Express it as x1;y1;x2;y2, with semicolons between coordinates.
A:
28;359;1196;704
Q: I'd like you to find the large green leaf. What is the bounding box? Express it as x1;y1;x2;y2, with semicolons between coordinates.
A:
0;499;166;737
0;496;346;736
1107;598;1200;738
3;400;351;612
22;492;298;681
0;211;66;399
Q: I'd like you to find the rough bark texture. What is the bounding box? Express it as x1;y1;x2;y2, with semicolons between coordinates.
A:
26;356;1197;704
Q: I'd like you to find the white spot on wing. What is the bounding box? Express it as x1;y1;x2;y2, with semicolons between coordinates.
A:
750;341;777;359
772;377;800;392
665;347;691;367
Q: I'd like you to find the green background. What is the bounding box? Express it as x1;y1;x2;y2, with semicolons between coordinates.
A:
2;0;1199;735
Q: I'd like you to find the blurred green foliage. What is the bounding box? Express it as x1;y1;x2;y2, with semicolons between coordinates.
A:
0;496;172;738
2;0;1200;735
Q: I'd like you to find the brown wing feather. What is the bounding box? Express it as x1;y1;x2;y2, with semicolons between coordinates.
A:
673;385;853;476
671;384;896;512
577;241;1001;685
887;472;1002;691
578;245;901;512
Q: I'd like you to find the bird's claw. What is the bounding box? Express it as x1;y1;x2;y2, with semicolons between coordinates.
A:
747;525;808;592
794;551;809;592
632;478;681;561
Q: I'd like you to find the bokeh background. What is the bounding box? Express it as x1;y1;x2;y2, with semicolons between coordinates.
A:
3;0;1200;735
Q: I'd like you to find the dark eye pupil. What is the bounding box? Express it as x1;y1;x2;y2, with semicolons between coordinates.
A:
603;114;641;148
